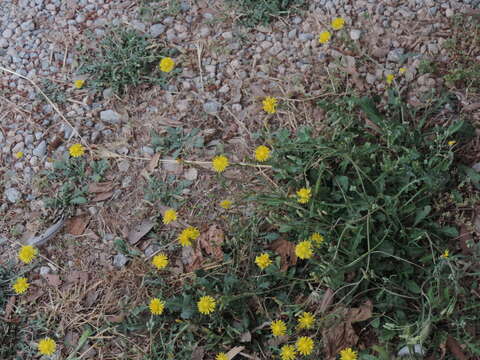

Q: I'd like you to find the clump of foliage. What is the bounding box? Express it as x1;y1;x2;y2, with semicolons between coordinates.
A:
226;0;306;26
78;27;175;94
248;93;479;354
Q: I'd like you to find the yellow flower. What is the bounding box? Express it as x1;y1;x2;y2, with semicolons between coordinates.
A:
38;337;56;356
271;320;287;336
12;277;29;294
149;298;165;315
197;296;216;315
448;140;456;146
441;249;449;259
69;143;85;157
296;188;312;204
18;245;37;264
159;57;175;73
219;200;233;209
280;345;296;360
297;312;315;329
318;31;331;44
386;74;395;85
340;347;358;360
399;67;407;75
295;241;313;260
310;233;324;245
178;226;200;246
216;353;229;360
255;253;272;270
163;209;178;224
331;17;345;30
212;155;229;173
255;145;271;162
296;336;314;355
74;79;85;89
14;151;24;159
152;253;169;269
262;96;278;114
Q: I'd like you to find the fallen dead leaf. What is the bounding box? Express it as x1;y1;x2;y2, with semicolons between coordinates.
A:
4;296;15;320
226;346;245;359
240;331;252;343
183;167;198;181
88;181;114;193
105;313;125;323
44;274;62;287
446;336;468;360
92;191;114;202
458;224;474;256
191;346;205;360
347;299;373;323
319;288;335;314
269;239;297;271
127;220;155;245
65;271;89;284
199;224;224;259
182;243;203;272
66;215;90;236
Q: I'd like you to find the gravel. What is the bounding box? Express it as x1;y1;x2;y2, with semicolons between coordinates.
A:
100;109;121;124
5;188;21;203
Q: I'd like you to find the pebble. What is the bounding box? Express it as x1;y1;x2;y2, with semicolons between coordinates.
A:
5;188;21;203
39;266;51;276
350;29;361;40
113;254;129;268
387;48;405;62
142;146;154;155
33;140;47;157
100;110;121;124
150;23;165;37
203;101;221;115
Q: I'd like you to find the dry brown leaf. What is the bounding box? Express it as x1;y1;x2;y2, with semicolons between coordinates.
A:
105;313;125;323
65;270;89;284
92;191;114;202
127;220;155;245
183;243;203;272
240;331;252;343
191;346;205;360
319;288;335;314
148;153;161;172
65;215;90;236
269;239;297;271
226;346;245;359
347;299;373;323
458;224;474;256
88;181;114;193
199;224;224;259
446;336;468;360
4;296;16;320
44;274;62;287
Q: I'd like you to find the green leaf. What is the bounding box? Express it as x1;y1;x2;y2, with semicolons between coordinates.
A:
405;280;421;294
413;205;431;226
438;226;458;238
71;196;87;204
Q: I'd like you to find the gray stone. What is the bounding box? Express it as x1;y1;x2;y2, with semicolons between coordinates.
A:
25;134;34;145
39;266;51;276
387;48;405;62
2;29;13;38
288;29;297;39
222;31;233;40
5;188;21;203
142;146;154;155
203;101;221;115
33;140;47;157
20;20;35;31
12;142;25;153
150;23;165;37
0;38;8;48
299;33;314;41
75;14;86;23
113;254;128;268
100;109;121;124
350;29;361;41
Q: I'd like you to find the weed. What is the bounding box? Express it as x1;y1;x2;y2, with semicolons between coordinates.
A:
138;0;184;22
77;27;175;94
151;127;204;159
418;59;437;75
225;0;306;26
37;79;66;104
144;175;192;207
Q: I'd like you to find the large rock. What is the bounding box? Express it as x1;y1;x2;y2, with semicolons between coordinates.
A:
100;110;121;124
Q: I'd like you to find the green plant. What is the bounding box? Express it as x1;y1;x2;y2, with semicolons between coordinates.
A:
37;79;66;104
246;92;479;354
418;59;437;75
225;0;306;26
144;175;192;207
138;0;183;22
151;127;204;159
77;27;175;94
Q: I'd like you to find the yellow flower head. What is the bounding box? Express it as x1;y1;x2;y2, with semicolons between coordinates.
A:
255;253;272;270
13;277;29;294
212;155;229;173
74;79;85;89
163;209;178;224
197;295;216;315
152;253;169;269
441;249;449;259
14;151;24;159
297;311;315;329
296;336;314;355
38;337;56;356
295;241;313;260
399;67;407;75
296;188;311;204
386;74;395;85
271;320;287;337
149;298;165;315
331;17;345;30
18;245;37;264
340;347;358;360
219;200;233;209
178;226;200;247
448;140;456;146
255;145;271;162
159;57;175;73
319;31;331;44
216;353;229;360
280;345;296;360
262;96;278;114
69;143;85;158
310;233;324;245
